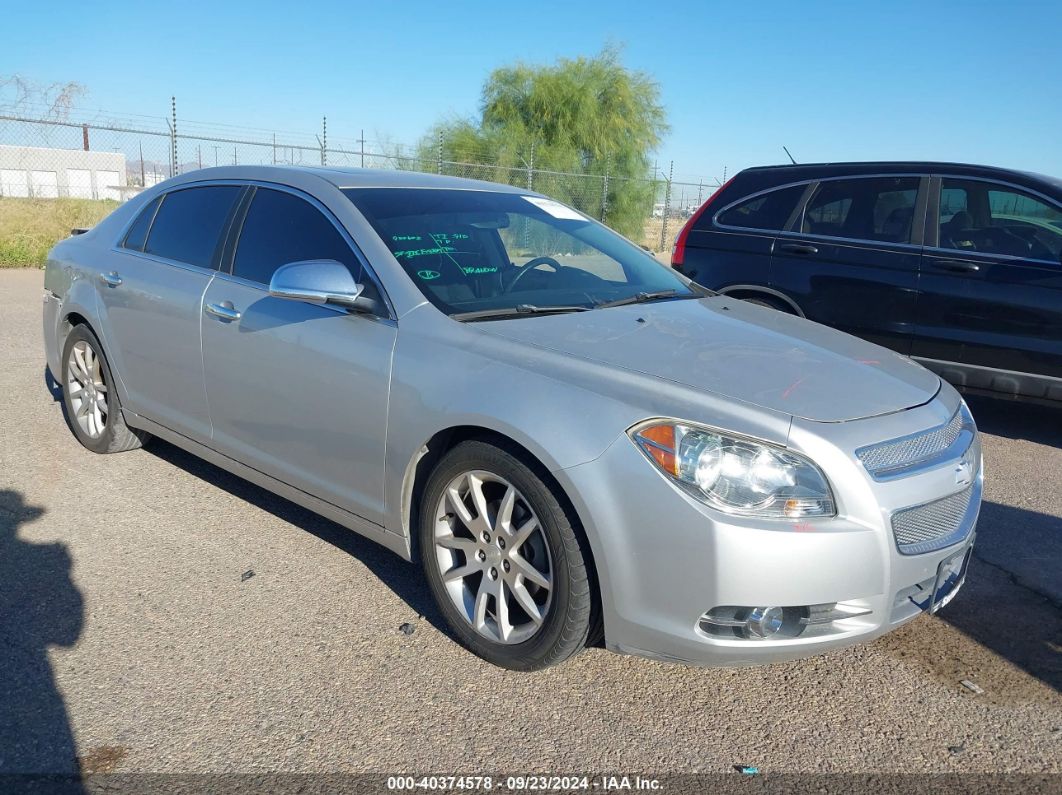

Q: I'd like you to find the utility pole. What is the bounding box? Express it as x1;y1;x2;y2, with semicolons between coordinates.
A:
436;130;443;175
358;129;365;168
527;141;534;191
139;140;145;186
170;96;178;176
659;160;673;252
213;146;219;167
322;116;327;166
197;145;202;169
600;153;610;222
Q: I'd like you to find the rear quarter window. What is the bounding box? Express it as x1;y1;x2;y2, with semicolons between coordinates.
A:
121;195;162;252
715;184;805;231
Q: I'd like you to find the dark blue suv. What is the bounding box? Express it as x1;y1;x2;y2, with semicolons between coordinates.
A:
672;162;1062;405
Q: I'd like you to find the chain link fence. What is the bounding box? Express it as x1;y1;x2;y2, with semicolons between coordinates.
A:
0;107;721;258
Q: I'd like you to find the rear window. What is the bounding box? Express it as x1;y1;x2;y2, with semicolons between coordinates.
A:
144;185;243;269
800;177;919;244
715;184;805;231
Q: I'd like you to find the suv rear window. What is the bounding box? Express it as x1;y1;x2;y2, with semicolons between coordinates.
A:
800;177;919;244
144;185;243;269
715;185;805;231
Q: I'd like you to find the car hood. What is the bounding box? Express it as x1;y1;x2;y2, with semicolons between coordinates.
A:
476;297;939;422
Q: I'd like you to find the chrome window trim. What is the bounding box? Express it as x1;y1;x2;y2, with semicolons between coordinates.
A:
712;172;927;246
931;173;1062;266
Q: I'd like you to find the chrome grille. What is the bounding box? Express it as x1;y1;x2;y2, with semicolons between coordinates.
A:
891;485;974;555
857;411;965;478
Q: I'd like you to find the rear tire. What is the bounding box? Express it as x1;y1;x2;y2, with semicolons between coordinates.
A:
60;325;150;454
419;440;593;670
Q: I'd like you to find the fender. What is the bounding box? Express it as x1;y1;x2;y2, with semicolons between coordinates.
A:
717;284;805;317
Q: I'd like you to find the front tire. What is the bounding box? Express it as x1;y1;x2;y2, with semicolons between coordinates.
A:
60;325;150;454
419;440;593;670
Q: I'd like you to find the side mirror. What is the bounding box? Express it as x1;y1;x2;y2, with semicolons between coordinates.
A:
268;259;376;313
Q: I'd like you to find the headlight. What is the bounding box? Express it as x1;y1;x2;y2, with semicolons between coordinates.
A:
629;420;836;518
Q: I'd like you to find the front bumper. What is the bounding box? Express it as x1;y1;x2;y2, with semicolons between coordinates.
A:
560;391;981;666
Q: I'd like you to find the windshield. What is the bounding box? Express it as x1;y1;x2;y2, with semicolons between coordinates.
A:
343;188;699;318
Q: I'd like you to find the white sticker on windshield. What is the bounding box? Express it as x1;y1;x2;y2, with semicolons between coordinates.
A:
522;196;586;221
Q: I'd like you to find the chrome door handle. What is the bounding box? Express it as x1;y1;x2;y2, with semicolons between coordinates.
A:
778;243;819;255
205;301;242;322
99;271;123;287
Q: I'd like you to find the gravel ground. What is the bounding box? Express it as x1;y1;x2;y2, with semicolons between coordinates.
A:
1;268;1059;777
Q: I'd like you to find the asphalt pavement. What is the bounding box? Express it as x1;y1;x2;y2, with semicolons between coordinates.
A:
1;268;1059;778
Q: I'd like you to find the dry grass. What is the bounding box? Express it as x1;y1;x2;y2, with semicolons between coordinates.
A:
639;215;687;253
0;197;118;268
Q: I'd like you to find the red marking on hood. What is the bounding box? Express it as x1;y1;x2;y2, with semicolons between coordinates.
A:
781;376;808;400
792;521;814;533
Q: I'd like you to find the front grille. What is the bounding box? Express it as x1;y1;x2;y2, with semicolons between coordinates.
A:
857;411;965;479
891;485;975;555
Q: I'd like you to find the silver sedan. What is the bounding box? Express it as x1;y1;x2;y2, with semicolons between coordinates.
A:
43;166;982;670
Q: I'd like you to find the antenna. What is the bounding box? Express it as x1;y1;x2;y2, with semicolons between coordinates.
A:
782;146;797;165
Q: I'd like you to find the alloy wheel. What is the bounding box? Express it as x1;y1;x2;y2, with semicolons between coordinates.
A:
433;470;553;644
67;340;109;439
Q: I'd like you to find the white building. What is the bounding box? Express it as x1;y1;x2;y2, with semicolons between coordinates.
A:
0;145;127;200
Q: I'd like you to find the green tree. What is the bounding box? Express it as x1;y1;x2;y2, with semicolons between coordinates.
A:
418;46;667;238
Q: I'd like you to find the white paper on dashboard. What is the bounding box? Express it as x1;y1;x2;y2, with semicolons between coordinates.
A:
522;196;586;221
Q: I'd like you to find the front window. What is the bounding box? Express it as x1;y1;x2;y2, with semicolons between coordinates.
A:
344;188;699;319
939;178;1062;262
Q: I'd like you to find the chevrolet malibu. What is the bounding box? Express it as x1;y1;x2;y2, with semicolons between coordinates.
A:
43;166;982;670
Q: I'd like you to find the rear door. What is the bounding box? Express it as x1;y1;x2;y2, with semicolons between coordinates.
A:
98;184;244;440
677;183;806;289
770;175;926;354
200;186;395;525
914;176;1062;397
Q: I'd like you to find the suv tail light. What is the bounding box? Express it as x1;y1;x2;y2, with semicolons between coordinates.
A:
671;176;734;270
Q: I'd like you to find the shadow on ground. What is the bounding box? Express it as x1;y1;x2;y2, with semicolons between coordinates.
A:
964;394;1062;448
146;440;450;637
884;498;1062;700
0;490;85;779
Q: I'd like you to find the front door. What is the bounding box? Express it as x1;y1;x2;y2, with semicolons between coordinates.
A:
200;186;395;525
913;177;1062;396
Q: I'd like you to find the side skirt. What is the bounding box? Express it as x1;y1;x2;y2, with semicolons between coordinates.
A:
127;412;413;561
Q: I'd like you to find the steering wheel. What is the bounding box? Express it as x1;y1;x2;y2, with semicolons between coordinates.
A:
505;256;564;293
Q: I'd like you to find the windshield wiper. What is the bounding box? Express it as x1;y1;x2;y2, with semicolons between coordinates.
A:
594;289;701;309
451;304;592;322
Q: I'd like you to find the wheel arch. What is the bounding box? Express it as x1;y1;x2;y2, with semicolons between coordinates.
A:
717;285;804;316
399;424;604;637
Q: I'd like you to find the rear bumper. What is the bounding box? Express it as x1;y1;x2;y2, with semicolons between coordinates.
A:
560;392;981;667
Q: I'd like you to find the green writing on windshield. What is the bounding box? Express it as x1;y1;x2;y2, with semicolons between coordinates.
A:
392;234;422;242
392;246;456;260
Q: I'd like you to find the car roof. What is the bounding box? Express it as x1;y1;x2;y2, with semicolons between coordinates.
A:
739;161;1059;187
161;164;534;195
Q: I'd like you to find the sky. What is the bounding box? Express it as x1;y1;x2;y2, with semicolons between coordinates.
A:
3;0;1060;185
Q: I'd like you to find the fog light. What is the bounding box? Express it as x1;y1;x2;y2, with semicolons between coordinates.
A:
746;606;784;638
